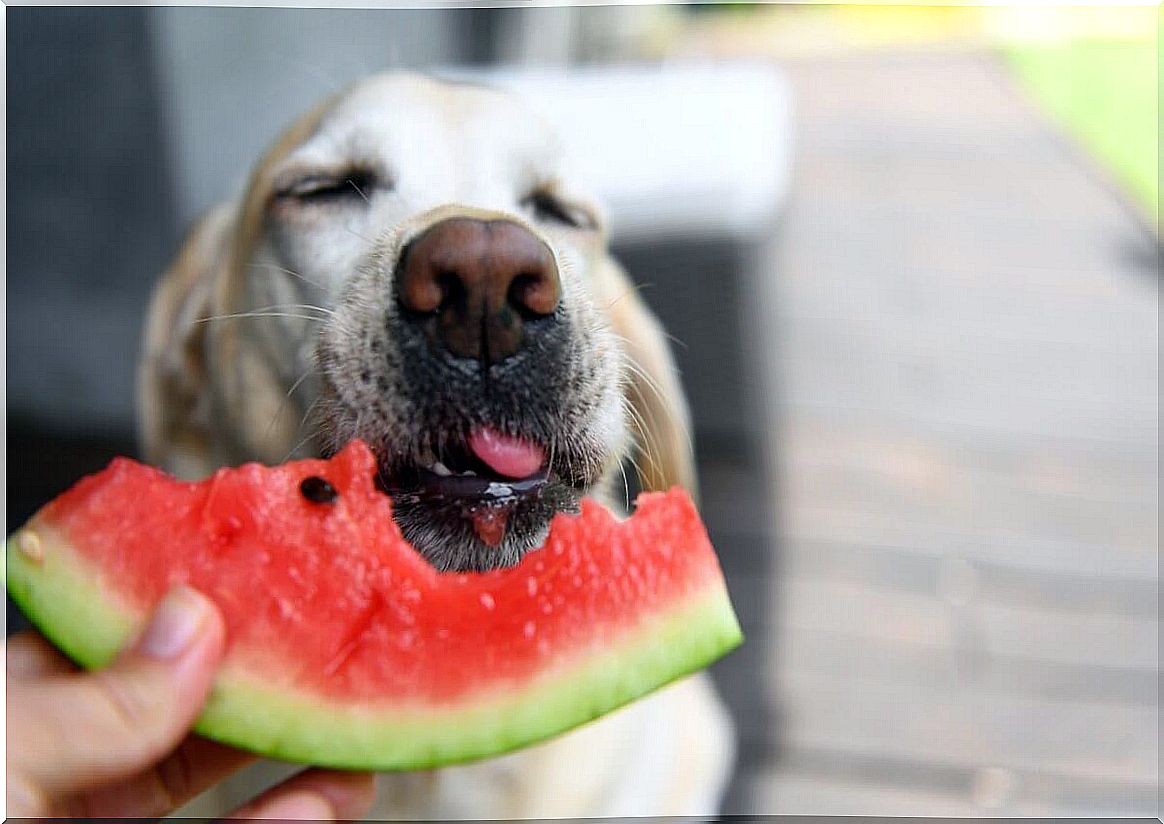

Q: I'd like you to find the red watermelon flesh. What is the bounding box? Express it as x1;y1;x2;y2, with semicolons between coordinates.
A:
5;440;742;770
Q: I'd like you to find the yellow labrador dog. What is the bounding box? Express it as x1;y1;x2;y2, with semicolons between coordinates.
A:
138;72;734;819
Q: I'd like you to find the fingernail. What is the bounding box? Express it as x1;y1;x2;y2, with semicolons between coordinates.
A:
137;586;211;659
252;791;334;821
314;772;377;820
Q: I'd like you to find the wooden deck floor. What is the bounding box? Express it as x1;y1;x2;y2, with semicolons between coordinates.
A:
736;50;1158;816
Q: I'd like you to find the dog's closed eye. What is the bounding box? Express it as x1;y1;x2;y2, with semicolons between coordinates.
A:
277;168;386;205
521;188;598;231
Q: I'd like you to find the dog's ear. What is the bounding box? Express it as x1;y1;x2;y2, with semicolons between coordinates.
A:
599;257;698;499
136;205;235;478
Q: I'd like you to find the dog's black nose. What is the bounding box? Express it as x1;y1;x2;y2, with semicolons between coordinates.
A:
396;217;561;364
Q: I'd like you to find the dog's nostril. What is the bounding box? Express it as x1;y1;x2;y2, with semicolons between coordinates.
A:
396;252;443;316
508;272;558;320
436;270;465;313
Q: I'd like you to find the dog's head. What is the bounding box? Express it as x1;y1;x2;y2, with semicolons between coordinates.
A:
139;72;693;572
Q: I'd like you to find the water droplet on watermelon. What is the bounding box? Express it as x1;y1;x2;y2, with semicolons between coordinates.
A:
210;515;244;546
541;601;553;615
526;577;538;597
523;620;537;639
537;639;550;655
479;592;496;611
273;595;297;620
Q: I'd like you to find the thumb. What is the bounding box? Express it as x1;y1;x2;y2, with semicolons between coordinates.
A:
14;586;226;798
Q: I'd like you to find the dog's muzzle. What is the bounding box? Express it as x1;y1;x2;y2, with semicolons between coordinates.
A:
383;216;572;549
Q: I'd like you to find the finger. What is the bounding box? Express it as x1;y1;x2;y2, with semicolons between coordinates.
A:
6;631;79;678
226;769;376;822
62;736;256;819
12;586;226;798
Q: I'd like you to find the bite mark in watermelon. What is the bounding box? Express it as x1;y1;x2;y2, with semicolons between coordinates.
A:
5;440;742;770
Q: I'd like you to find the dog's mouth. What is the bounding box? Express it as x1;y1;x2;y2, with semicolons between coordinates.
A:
373;425;584;570
381;427;551;546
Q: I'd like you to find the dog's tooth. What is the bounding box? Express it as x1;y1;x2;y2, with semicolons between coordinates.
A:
463;469;477;477
431;461;452;477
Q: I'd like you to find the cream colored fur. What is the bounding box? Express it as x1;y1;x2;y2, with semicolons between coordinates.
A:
141;72;734;819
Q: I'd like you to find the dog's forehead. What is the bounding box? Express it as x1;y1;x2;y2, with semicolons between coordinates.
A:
299;74;560;166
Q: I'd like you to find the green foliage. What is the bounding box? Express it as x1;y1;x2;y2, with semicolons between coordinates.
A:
1006;33;1158;221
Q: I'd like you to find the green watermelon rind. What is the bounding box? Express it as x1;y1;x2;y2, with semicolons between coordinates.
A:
6;525;743;771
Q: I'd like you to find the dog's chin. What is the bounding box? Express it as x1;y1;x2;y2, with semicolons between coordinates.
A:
377;464;585;572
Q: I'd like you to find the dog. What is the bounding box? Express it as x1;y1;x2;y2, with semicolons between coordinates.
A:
138;72;734;819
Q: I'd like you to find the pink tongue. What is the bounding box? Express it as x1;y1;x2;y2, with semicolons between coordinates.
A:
467;428;546;479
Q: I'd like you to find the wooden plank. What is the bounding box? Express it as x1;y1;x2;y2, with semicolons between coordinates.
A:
752;749;1159;816
753;771;982;816
780;421;1158;516
782;538;1158;618
778;578;1157;669
771;264;1158;347
780;505;1157;581
777;326;1157;420
772;672;1158;785
783;469;1156;556
776;394;1156;455
779;628;1157;705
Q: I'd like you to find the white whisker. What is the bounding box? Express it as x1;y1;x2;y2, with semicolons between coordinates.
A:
262;366;317;447
348;179;371;204
341;223;375;244
603;281;652;312
248;262;327;291
616;456;632;510
620;396;664;486
607;329;691;461
196;311;329;325
280;432;320;464
196;302;335;326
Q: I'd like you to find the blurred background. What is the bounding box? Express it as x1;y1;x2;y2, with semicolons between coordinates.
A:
6;4;1159;817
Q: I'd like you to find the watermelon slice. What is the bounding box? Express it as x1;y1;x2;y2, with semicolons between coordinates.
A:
5;440;742;770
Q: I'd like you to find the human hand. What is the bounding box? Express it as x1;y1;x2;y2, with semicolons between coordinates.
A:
7;585;376;819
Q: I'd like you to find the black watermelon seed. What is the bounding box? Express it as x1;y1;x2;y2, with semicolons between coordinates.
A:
300;476;338;504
